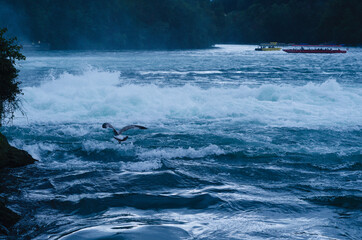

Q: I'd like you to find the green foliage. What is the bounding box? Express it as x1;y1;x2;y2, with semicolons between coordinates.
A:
317;0;362;45
211;0;362;44
0;0;361;49
0;28;25;126
0;28;25;63
2;0;215;50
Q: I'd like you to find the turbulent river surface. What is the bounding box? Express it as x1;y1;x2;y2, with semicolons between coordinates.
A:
1;45;361;239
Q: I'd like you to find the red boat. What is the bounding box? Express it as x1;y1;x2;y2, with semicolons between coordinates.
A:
283;45;347;53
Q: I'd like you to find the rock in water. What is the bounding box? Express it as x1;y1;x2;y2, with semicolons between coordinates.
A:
0;201;20;231
0;132;36;169
0;132;37;233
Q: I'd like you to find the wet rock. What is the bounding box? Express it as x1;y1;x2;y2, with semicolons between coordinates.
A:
0;132;37;233
0;201;20;230
0;132;36;169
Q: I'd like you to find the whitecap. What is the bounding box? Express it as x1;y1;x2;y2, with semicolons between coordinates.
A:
12;70;362;130
137;144;225;160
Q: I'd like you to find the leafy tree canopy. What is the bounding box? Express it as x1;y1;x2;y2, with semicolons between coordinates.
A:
0;28;25;63
0;0;361;48
0;27;25;126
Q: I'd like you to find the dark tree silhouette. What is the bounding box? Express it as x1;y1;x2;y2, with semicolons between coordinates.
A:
0;28;25;126
0;0;361;49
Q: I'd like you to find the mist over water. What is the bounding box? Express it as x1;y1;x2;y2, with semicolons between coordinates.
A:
2;45;362;239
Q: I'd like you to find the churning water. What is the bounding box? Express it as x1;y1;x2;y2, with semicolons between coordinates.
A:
1;45;361;239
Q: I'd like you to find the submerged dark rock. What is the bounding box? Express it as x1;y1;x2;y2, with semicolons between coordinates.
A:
0;201;20;230
0;132;37;234
0;132;36;169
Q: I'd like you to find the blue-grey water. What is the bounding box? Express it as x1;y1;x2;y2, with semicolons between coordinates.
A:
1;45;361;239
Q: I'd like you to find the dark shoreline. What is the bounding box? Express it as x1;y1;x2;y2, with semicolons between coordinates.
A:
0;132;36;235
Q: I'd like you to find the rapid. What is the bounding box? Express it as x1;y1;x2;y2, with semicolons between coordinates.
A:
1;45;361;239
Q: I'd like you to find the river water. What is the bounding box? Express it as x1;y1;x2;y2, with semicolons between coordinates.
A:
1;45;361;239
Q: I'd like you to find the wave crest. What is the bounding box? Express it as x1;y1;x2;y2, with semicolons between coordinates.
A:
15;69;362;129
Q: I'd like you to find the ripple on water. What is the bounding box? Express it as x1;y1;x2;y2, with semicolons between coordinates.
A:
58;225;190;240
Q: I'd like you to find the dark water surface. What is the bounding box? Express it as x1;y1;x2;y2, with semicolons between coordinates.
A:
1;45;361;239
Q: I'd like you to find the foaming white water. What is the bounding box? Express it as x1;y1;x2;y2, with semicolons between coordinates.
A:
82;140;129;153
15;69;362;128
139;70;223;75
121;159;162;172
138;144;225;160
10;139;62;161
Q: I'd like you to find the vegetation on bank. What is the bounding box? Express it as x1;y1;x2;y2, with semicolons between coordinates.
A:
1;0;215;49
0;0;361;48
0;27;35;167
0;28;25;126
0;28;35;234
212;0;362;45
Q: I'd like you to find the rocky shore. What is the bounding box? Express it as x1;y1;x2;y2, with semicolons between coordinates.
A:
0;132;36;234
0;133;36;168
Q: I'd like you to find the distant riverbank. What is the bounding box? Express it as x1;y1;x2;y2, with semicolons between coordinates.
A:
1;0;361;50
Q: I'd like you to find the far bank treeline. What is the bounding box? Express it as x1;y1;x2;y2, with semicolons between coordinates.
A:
1;0;361;50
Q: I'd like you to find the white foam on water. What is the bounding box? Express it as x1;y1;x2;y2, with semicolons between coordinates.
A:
10;139;62;161
137;144;225;160
139;70;188;75
139;70;223;75
81;140;126;153
192;70;223;74
121;159;162;172
13;69;362;129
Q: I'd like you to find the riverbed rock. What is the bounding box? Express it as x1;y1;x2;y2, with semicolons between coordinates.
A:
0;132;36;233
0;201;20;230
0;132;36;169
